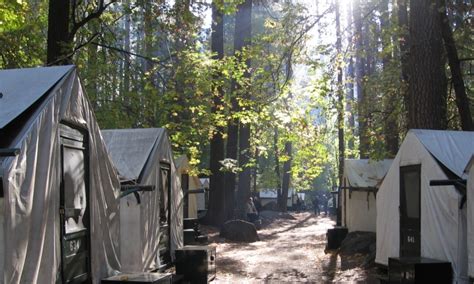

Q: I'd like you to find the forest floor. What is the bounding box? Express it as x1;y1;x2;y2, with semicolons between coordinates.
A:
202;212;379;283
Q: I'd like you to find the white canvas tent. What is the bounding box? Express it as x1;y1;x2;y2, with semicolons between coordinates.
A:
376;129;473;283
175;155;200;219
465;156;474;280
341;159;392;232
0;66;121;283
101;128;184;272
259;189;296;208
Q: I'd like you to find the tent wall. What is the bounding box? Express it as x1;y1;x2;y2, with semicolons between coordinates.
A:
109;129;184;272
467;160;474;279
175;157;199;219
0;69;121;284
342;190;376;232
139;132;183;263
376;132;468;282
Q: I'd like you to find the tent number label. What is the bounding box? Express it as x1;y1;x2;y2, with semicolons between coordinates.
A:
407;236;415;243
69;239;81;254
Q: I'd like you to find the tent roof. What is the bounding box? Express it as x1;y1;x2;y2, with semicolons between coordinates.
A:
411;129;474;178
0;65;74;129
102;128;165;180
344;159;393;188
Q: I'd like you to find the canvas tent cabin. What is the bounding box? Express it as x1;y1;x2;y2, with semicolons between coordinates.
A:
465;156;474;281
341;159;392;233
101;128;183;272
175;155;200;219
376;129;473;283
259;189;297;209
0;66;121;283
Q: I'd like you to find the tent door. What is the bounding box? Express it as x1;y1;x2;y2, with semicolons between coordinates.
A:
399;165;421;257
181;173;189;218
60;124;91;283
158;163;171;266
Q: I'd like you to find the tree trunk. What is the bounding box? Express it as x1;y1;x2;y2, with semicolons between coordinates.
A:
47;0;71;65
381;0;399;156
336;0;344;226
408;0;447;129
439;0;473;130
234;0;253;219
398;0;409;110
279;141;292;212
345;2;355;158
353;0;369;158
205;1;227;226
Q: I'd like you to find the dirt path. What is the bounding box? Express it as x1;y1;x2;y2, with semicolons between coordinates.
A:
205;212;376;283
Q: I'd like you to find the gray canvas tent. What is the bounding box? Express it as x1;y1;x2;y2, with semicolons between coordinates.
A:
465;156;474;281
0;66;121;283
376;129;473;283
101;128;183;272
341;159;392;232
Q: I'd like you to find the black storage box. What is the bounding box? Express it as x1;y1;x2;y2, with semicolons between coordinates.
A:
183;218;199;230
183;229;196;245
326;227;348;250
175;245;216;283
101;273;172;284
388;257;452;283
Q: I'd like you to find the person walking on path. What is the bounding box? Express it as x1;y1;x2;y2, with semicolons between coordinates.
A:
312;196;320;215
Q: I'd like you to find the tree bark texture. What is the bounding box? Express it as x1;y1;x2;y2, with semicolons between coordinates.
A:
408;0;447;130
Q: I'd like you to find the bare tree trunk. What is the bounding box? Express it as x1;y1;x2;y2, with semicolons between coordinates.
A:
235;0;253;219
381;0;399;156
398;0;409;114
47;0;71;65
353;0;369;158
278;141;292;212
335;0;344;226
439;0;473;130
346;2;355;158
408;0;447;129
205;1;227;226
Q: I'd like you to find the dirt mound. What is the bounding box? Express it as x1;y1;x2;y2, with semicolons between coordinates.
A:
259;210;296;221
220;220;260;242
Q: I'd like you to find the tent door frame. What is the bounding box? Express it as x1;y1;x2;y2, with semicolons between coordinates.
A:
158;162;172;266
399;164;421;257
59;123;91;284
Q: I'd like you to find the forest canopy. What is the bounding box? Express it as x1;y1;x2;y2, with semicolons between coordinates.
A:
1;0;473;222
